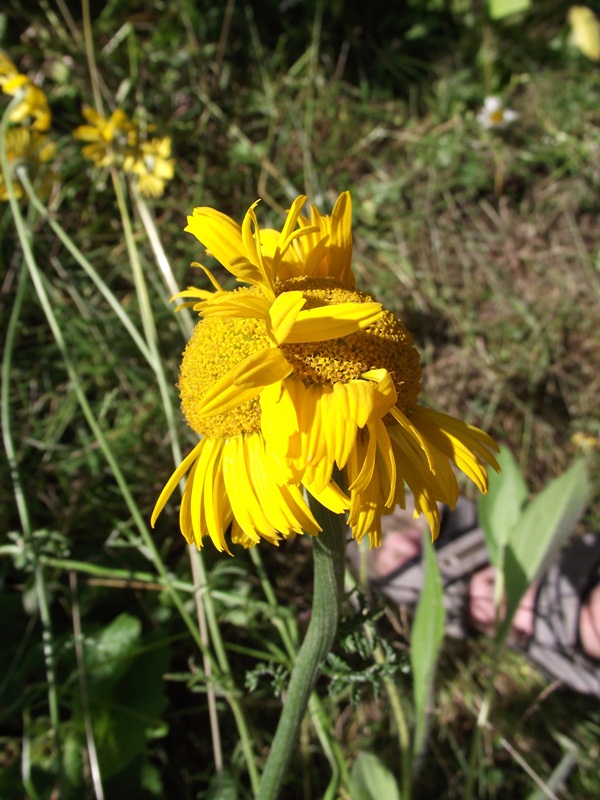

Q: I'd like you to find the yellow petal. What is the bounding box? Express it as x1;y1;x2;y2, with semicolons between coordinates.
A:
199;347;293;418
267;291;306;344
306;480;350;515
410;406;499;490
179;457;199;545
222;436;272;542
372;419;397;508
260;378;299;450
389;405;436;473
190;262;224;291
185;207;245;272
151;440;204;526
347;427;377;494
361;369;399;422
198;293;271;319
197;437;231;553
282;301;382;344
241;201;277;296
328;191;354;285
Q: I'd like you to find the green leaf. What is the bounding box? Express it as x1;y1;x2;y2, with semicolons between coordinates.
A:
478;447;528;569
410;533;445;758
499;460;589;641
349;752;401;800
488;0;531;20
91;634;170;778
85;613;142;683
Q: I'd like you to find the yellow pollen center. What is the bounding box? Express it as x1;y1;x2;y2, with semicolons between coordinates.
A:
179;277;422;439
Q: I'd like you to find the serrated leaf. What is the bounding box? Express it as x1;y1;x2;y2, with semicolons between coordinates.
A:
410;533;445;758
478;447;528;569
349;752;401;800
499;460;589;641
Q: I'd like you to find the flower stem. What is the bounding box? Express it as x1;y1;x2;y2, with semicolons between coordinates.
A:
257;500;346;800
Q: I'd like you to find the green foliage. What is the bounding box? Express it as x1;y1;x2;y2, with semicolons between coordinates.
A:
479;447;528;569
410;533;445;759
488;0;531;20
501;459;590;640
349;752;401;800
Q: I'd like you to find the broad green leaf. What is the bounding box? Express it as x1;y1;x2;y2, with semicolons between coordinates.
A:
478;446;528;569
499;460;589;642
85;613;142;683
489;0;531;20
410;534;445;758
349;752;401;800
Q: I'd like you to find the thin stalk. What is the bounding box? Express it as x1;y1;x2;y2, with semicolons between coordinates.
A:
189;546;223;775
373;641;412;800
19;145;255;784
110;169;181;465
257;502;346;800
112;170;238;780
2;130;210;667
22;711;42;800
132;189;195;339
38;555;195;593
16;169;153;365
191;547;261;793
81;0;103;114
1;105;63;789
464;640;503;800
70;572;105;800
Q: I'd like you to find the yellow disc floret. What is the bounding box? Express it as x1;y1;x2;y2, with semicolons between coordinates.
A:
279;276;422;413
179;306;271;438
179;276;422;439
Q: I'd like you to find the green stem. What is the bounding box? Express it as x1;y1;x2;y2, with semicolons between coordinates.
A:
257;501;346;800
250;548;350;795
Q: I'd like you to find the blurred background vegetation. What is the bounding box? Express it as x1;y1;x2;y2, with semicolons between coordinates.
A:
1;0;599;798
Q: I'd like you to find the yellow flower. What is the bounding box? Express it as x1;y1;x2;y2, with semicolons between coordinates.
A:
568;6;600;61
73;106;138;168
0;126;55;201
124;136;174;197
152;192;499;553
0;52;51;131
571;432;599;453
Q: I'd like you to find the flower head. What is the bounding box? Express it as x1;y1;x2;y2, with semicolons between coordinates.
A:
571;431;599;453
477;96;518;129
124;136;174;197
74;106;138;168
152;193;499;553
0;126;55;201
568;6;600;62
0;52;51;131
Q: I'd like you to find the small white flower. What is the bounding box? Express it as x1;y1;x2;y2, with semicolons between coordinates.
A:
477;96;518;129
